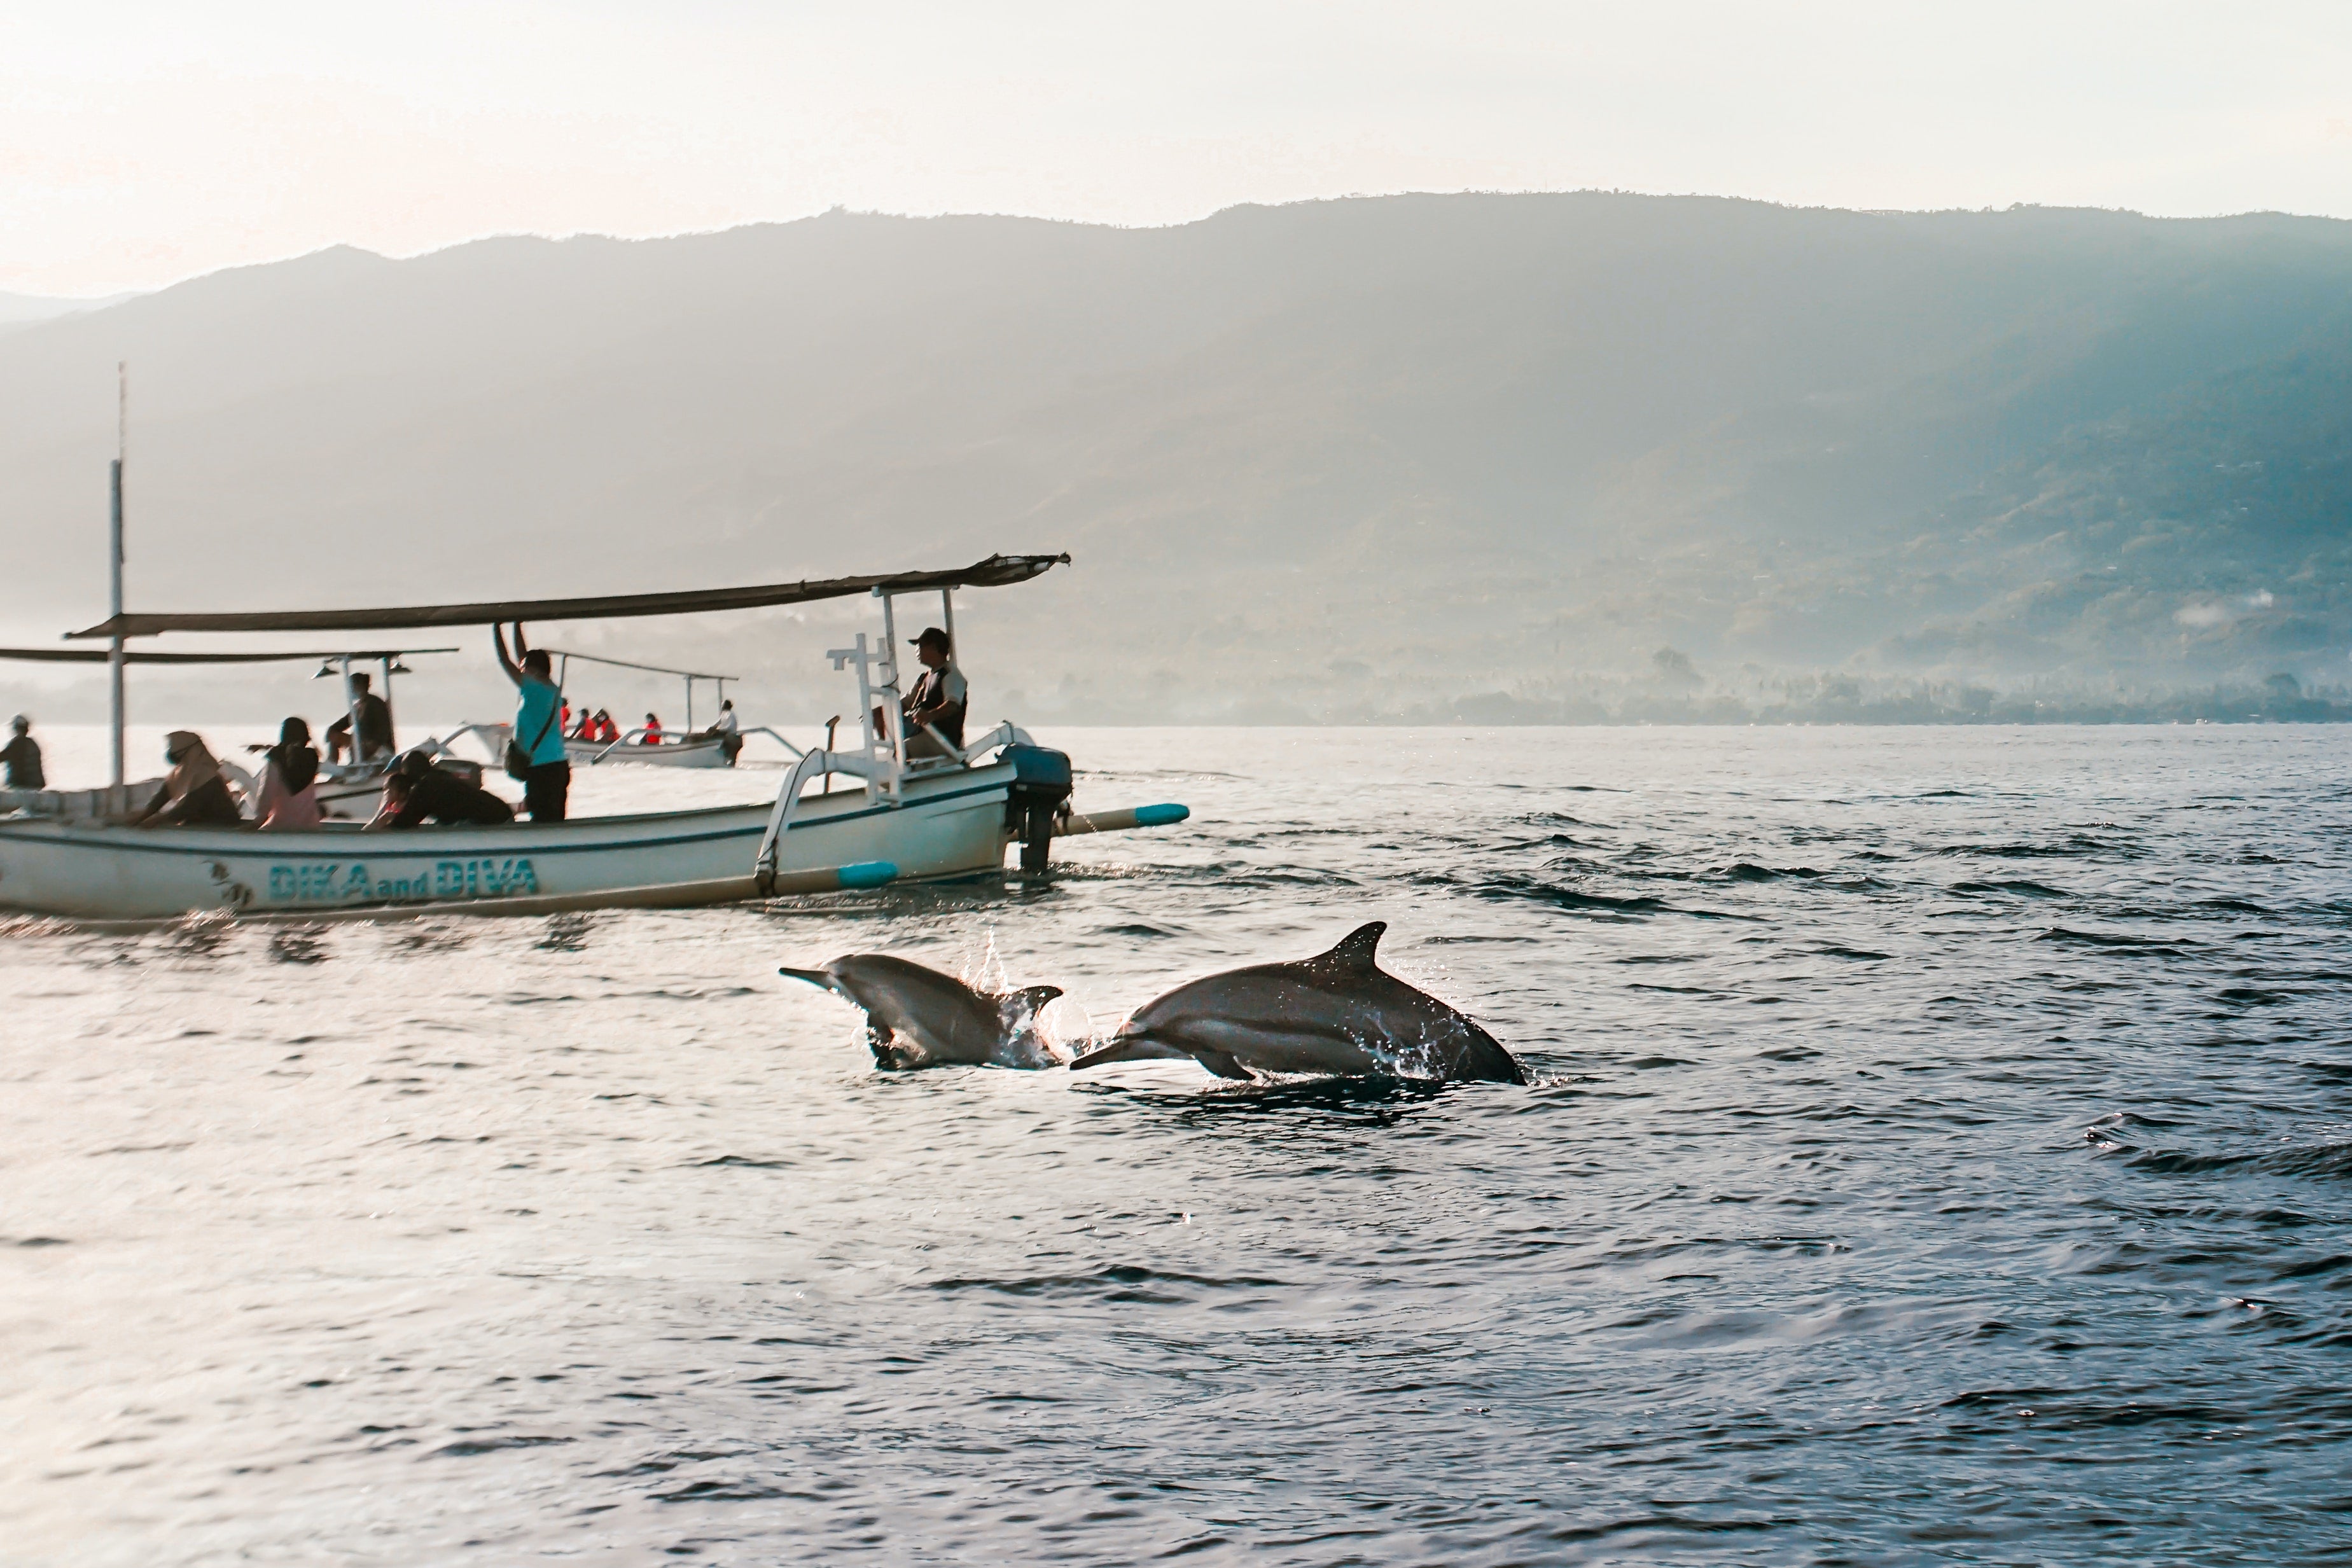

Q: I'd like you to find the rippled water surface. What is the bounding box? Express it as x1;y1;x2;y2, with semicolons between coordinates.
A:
6;725;2352;1565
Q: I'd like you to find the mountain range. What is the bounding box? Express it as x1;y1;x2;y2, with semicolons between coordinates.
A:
3;194;2348;724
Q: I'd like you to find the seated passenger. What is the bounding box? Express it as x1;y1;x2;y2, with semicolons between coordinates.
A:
901;627;967;760
598;711;618;742
324;673;394;764
251;716;323;832
642;712;663;746
366;750;517;829
132;732;244;828
572;705;599;740
2;714;43;790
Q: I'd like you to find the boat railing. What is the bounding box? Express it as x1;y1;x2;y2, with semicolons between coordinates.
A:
1;781;167;823
954;721;1033;767
737;727;804;760
753;747;893;891
749;719;1036;891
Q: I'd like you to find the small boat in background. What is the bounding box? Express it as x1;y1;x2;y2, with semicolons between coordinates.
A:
539;646;772;768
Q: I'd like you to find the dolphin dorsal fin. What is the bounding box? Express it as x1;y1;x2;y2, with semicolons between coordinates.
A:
1318;921;1386;975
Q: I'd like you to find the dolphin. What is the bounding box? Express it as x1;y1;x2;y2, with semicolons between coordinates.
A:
1069;921;1528;1084
780;954;1065;1071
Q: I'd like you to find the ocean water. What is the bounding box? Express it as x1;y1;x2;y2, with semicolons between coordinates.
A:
4;724;2351;1565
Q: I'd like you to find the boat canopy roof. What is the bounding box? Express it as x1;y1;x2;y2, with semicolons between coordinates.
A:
68;553;1071;639
0;646;458;665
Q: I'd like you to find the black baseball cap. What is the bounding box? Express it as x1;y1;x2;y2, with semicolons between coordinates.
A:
910;627;950;648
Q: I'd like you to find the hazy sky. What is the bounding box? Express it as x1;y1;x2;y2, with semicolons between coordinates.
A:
6;1;2351;295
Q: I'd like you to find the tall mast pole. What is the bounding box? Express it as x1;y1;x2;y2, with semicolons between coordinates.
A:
108;363;126;793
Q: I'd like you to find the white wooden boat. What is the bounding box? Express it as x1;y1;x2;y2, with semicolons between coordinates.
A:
545;646;745;768
0;753;1026;922
0;550;1190;924
566;733;734;768
458;721;742;770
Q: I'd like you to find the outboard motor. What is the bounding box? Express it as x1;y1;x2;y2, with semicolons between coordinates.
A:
1002;744;1073;873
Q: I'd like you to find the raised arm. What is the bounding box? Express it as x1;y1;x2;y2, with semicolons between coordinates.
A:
492;622;524;686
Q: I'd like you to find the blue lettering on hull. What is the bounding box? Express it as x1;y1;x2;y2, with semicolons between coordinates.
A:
265;858;539;905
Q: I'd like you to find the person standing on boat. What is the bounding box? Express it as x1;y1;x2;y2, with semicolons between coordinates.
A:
710;698;742;763
324;673;394;765
2;716;42;789
494;623;570;822
902;627;967;758
251;717;323;832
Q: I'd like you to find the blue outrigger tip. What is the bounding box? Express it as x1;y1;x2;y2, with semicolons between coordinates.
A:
835;861;900;890
1052;801;1193;840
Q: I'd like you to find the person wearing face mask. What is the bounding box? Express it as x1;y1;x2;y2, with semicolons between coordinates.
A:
250;716;323;832
131;732;244;827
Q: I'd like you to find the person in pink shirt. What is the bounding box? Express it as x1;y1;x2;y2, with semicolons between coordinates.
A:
253;716;324;832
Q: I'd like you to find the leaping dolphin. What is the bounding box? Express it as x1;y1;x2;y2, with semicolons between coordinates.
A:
780;955;1065;1071
1069;922;1529;1084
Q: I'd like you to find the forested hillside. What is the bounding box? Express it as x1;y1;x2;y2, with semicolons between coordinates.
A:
3;195;2348;722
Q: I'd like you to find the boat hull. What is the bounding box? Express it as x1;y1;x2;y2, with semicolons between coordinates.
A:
0;763;1018;922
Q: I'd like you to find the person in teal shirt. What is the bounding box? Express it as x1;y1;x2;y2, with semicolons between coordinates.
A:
493;622;570;822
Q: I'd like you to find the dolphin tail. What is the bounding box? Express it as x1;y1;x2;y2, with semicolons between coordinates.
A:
999;985;1064;1020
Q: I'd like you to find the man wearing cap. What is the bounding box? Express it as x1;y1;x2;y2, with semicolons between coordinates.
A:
2;715;43;789
901;627;968;759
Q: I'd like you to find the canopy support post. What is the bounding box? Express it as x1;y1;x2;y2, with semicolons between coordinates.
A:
380;655;397;753
941;589;956;672
107;462;124;794
107;364;126;796
339;655;361;766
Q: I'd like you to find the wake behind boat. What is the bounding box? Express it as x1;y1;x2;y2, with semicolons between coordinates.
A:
0;550;1188;924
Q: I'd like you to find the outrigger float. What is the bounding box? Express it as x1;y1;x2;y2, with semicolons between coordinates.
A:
0;550;1188;924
